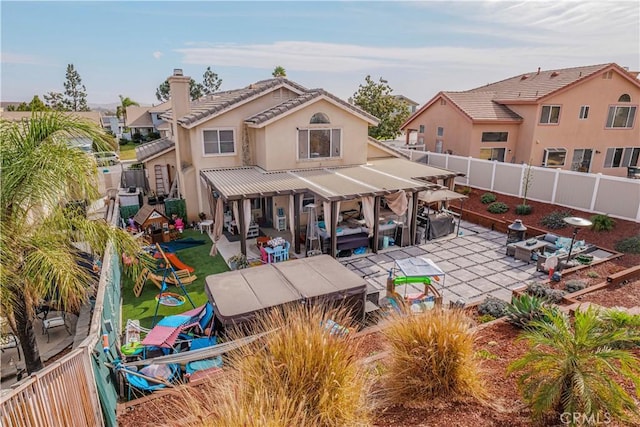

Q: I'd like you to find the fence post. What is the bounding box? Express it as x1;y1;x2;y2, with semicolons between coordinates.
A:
445;152;449;169
490;160;497;191
551;168;560;204
466;157;472;187
589;173;602;212
518;163;526;198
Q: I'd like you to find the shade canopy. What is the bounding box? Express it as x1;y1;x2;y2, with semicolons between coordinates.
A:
563;217;593;228
418;189;468;204
395;257;445;279
205;255;367;328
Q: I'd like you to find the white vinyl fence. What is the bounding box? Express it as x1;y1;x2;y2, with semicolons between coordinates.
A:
401;149;640;222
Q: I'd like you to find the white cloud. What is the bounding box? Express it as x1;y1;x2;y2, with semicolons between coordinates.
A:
1;52;52;66
152;51;164;60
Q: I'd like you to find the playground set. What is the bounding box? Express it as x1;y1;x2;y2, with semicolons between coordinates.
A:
385;256;445;312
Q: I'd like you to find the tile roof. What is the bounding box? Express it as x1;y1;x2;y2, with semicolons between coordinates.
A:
468;63;613;101
443;92;522;121
126;106;153;128
200;157;456;201
135;137;175;162
162;78;308;125
245;89;379;126
149;101;171;113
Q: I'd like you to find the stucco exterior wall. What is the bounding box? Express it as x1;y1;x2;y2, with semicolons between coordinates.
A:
144;152;177;195
259;99;370;170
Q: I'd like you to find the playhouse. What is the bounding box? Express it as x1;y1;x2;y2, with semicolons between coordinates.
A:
133;205;171;243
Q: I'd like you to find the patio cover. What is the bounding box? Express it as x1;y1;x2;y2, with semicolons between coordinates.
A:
204;255;367;328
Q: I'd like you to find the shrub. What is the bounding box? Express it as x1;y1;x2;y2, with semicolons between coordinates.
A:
145;131;161;141
586;271;600;279
381;308;485;405
590;214;615;232
475;349;498;360
515;204;532;215
119;137;131;145
506;294;557;329
477;296;508;318
615;235;640;254
509;307;640;424
540;210;573;229
599;309;640;349
477;314;496;324
456;186;472;195
132;132;144;143
172;305;369;426
480;192;497;204
525;282;566;303
487;202;509;214
565;279;587;294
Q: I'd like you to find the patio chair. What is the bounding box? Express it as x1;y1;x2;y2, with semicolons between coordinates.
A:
259;245;271;264
272;245;287;263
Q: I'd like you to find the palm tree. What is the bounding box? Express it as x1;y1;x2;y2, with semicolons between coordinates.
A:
508;307;640;424
0;112;142;374
116;95;140;126
272;66;286;77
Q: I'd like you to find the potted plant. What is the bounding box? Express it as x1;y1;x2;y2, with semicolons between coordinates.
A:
199;212;207;221
228;253;249;270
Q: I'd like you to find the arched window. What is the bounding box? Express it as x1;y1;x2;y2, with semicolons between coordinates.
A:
309;113;330;124
618;94;631;102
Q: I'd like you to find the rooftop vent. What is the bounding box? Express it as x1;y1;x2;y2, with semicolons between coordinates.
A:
520;75;529;80
537;67;541;75
550;71;560;78
173;69;183;76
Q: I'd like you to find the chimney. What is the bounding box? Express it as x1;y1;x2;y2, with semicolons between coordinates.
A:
537;67;541;75
168;69;191;119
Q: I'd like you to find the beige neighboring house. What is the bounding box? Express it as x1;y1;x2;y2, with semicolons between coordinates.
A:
135;70;461;257
401;63;640;178
125;101;171;138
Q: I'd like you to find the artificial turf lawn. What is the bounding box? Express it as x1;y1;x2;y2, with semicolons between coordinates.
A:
121;229;230;329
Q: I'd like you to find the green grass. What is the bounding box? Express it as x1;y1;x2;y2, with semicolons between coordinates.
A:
121;230;230;329
118;143;137;161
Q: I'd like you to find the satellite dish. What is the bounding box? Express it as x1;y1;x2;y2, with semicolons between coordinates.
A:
544;256;558;270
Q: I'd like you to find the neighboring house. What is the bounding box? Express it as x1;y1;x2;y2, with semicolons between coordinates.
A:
394;95;419;113
125;101;171;139
0;110;104;152
401;63;640;178
136;70;460;257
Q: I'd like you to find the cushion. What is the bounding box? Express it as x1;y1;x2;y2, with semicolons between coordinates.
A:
318;221;325;229
543;233;559;243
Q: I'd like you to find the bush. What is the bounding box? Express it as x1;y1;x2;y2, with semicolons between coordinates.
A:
599;309;640;349
487;202;509;214
456;186;472;195
132;132;144;143
477;314;496;324
540;210;573;229
480;192;497;204
615;235;640;254
477;296;508;318
509;307;640;424
119;137;131;145
526;282;566;303
381;308;485;405
507;294;557;329
586;271;600;279
590;214;615;232
565;279;587;294
167;305;370;426
145;131;161;141
515;204;532;215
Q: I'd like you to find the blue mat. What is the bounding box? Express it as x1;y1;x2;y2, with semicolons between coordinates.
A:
159;238;206;253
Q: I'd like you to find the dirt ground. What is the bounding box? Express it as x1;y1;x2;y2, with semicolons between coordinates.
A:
459;188;640;269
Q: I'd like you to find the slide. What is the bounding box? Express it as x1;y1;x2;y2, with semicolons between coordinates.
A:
165;253;195;273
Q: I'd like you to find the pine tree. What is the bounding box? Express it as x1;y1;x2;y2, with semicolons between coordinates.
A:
62;64;89;111
201;66;222;95
44;91;65;111
156;67;222;102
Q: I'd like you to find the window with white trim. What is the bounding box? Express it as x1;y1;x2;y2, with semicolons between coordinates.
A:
539;105;561;124
571;149;593;172
604;147;640;168
419;125;424;133
479;148;506;162
543;148;567;167
579;105;589;120
203;129;235;155
298;128;341;159
606;106;636;128
437;127;444;137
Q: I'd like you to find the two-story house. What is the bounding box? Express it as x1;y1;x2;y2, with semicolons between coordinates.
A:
135;70;461;257
401;63;640;178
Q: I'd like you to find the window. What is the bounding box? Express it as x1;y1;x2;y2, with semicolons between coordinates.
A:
571;149;593;172
250;198;262;210
481;132;508;142
440;99;446;106
437;127;444;137
606;106;636;128
543;148;567;167
539;105;561;124
203;129;235;155
298;128;341;159
310;113;330;124
604;147;640;168
603;71;613;79
435;140;443;153
301;192;315;209
618;94;631;102
479;148;506;162
419;125;425;133
579;105;589;120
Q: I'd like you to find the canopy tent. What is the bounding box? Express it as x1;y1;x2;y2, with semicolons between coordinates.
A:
417;188;467;204
205;255;367;330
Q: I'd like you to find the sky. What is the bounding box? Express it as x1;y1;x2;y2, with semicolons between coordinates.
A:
2;1;639;107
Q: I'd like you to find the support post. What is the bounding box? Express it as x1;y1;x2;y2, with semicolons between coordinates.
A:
410;191;419;245
330;201;338;258
293;193;301;254
238;198;247;256
372;196;380;253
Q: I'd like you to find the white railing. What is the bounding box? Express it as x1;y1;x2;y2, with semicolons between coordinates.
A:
401;149;640;222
